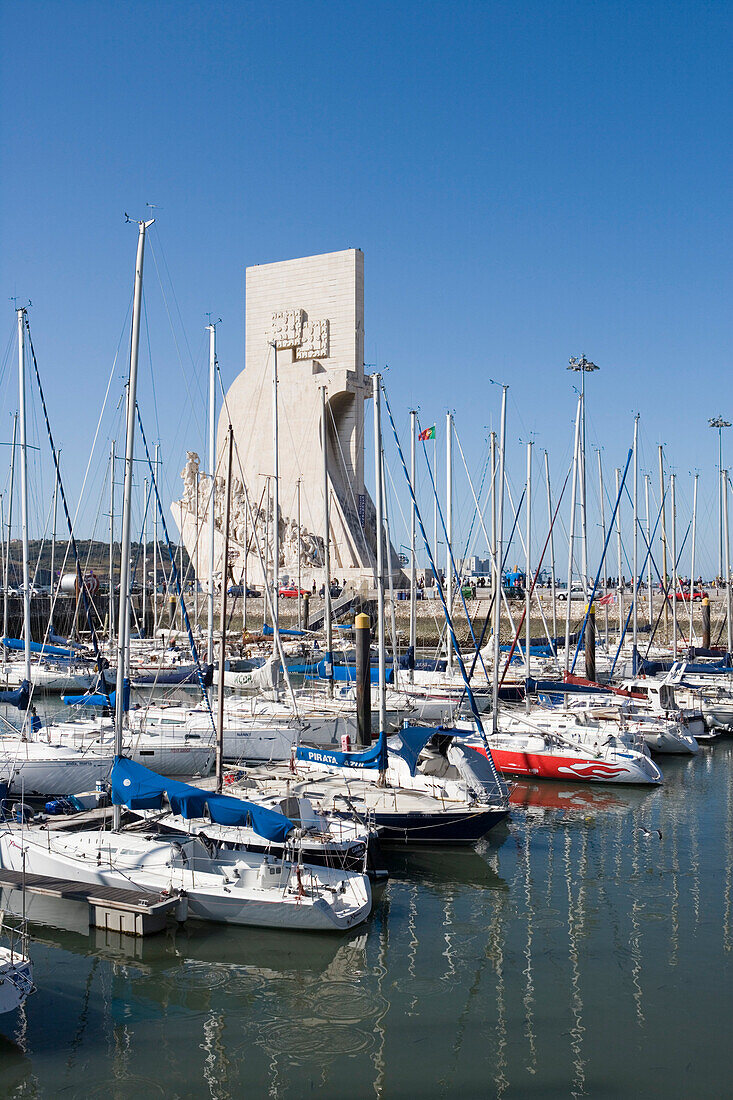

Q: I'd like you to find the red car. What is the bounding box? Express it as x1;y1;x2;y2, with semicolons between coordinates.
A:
666;588;708;602
278;585;309;598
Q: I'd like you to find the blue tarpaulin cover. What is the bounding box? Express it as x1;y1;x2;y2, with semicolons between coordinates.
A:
295;732;388;771
2;636;79;659
262;623;307;638
110;757;294;843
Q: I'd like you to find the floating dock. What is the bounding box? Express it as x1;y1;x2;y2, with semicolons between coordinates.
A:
0;869;183;936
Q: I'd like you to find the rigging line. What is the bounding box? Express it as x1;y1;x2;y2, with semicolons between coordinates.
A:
463;486;527;688
381;381;506;796
416;417;491;675
147;237;205;415
135;405;215;732
499;466;572;685
570;448;633;674
216;377;301;719
454;428;491;566
141;290;162;458
23;317;110;706
326;400;373;562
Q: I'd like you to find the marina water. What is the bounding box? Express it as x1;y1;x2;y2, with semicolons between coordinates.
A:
0;727;729;1097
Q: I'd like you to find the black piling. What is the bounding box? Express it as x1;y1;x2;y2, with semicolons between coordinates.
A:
355;611;372;747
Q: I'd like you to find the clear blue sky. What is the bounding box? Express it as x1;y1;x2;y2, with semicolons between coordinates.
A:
1;0;731;577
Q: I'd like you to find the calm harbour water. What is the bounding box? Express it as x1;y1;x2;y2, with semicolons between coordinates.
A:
0;734;731;1098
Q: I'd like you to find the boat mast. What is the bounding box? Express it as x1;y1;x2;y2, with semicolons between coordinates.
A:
689;473;698;645
670;472;677;662
296;477;302;630
658;445;669;639
373;373;387;739
206;321;217;664
50;450;59;621
153;442;159;635
17;309;31;686
724;469;732;654
632;415;639;669
525;441;532;679
545;450;557;650
597;450;609;650
446;411;453;676
645;473;653;628
216;425;233;793
3;414;17;668
142;477;148;637
409;410;417;683
108;440;115;646
563;394;582;673
271;343;279;655
491;386;507;736
321;385;333;697
114;218;153;830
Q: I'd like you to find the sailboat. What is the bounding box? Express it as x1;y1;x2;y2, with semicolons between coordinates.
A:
0;220;372;934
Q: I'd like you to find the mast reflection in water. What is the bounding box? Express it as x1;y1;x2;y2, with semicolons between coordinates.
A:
0;747;731;1096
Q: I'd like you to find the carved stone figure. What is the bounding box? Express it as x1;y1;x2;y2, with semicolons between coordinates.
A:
181;452;200;514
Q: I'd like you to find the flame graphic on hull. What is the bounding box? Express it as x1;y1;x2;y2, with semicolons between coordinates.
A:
557;763;628;779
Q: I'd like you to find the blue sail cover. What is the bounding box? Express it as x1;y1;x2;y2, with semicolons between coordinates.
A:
2;637;79;659
110;757;294;843
262;623;307;638
296;732;388;771
0;679;30;710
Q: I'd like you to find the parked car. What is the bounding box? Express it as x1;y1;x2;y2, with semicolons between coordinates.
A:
227;585;260;598
666;588;708;602
279;585;309;598
555;584;592;602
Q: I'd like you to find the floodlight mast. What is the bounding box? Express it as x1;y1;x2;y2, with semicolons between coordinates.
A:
709;416;731;585
567;355;600;595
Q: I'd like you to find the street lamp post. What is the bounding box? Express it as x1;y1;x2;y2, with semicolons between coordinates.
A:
709;417;731;584
567;355;600;593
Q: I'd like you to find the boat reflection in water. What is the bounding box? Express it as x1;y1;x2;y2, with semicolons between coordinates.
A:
0;749;731;1096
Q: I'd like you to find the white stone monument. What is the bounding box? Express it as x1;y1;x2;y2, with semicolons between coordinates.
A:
174;249;398;592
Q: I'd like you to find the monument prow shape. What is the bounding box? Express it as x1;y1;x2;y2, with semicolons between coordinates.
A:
174;249;400;592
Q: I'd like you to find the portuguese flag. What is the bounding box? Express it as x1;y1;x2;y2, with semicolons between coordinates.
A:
418;425;436;441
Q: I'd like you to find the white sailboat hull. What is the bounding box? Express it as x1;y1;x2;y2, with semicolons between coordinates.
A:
0;830;371;932
0;948;33;1013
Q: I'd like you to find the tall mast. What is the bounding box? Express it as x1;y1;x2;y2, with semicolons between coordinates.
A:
3;414;17;667
445;411;453;675
597;450;609;649
17;309;31;685
525;441;532;679
567;355;599;592
216;426;233;793
108;441;115;645
142;477;148;637
114;218;153;830
724;469;732;654
689;473;698;645
491;388;507;736
644;473;652;627
670;473;677;661
563;394;582;673
373;373;387;736
659;445;668;636
545;450;558;647
321;385;333;697
50;449;59;617
153;442;159;635
632;414;639;667
296;478;302;630
615;467;624;637
206;321;217;664
409;409;417;682
271;343;280;655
